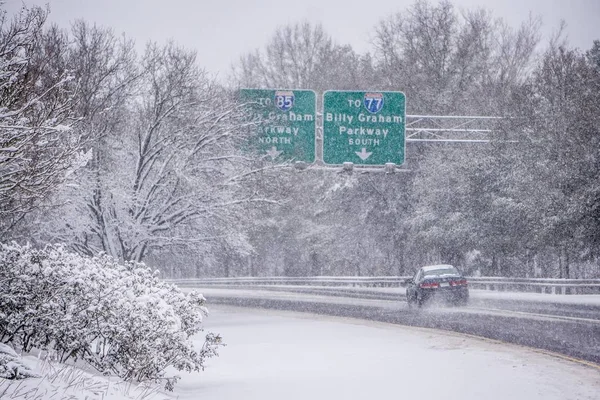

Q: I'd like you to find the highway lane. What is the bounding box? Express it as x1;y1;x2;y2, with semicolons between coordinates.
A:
468;299;600;323
181;284;600;322
187;286;600;366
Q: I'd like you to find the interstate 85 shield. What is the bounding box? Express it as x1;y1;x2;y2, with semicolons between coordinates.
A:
275;90;295;111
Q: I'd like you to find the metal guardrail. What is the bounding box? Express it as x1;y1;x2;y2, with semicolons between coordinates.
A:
165;276;600;295
467;277;600;295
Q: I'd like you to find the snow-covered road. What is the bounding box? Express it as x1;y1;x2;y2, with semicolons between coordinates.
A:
177;306;600;400
185;287;600;364
195;286;600;324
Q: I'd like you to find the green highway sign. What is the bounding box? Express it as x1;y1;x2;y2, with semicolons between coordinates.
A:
322;91;406;165
240;89;316;163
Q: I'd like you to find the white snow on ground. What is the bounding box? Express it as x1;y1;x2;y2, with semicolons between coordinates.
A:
176;306;600;400
2;305;599;399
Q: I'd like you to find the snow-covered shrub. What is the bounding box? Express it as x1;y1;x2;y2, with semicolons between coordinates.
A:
0;343;39;379
0;243;221;390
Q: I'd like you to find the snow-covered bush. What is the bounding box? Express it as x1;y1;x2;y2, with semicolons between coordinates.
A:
0;243;221;390
0;343;39;379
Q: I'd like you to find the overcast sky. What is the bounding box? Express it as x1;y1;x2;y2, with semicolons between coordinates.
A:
4;0;600;79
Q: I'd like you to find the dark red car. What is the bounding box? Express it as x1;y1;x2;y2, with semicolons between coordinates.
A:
406;264;469;308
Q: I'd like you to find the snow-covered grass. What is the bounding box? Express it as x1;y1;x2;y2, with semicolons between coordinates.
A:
179;306;600;400
0;353;171;400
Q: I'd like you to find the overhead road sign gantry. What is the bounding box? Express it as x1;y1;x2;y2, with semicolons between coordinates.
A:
322;91;406;166
405;115;503;143
240;89;316;163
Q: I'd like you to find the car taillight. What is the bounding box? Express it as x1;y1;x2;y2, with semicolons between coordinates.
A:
450;279;468;286
420;282;439;289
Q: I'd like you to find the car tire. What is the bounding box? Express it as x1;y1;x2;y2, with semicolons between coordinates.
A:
407;293;415;309
456;296;469;307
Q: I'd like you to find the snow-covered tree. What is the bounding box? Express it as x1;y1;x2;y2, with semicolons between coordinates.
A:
373;0;540;114
231;21;375;91
34;38;278;263
502;40;600;277
0;5;83;238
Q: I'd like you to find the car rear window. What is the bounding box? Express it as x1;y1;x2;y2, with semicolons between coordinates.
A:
423;267;459;277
